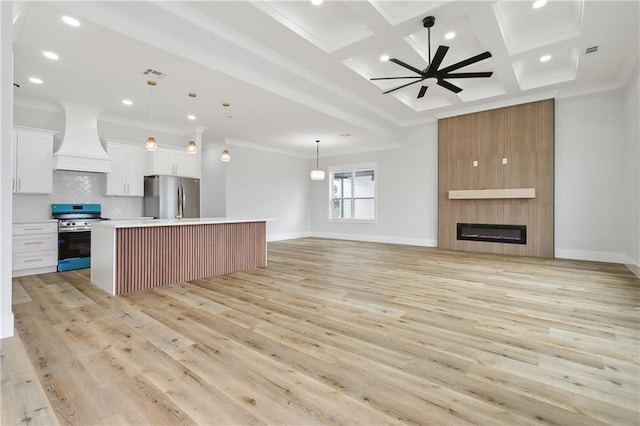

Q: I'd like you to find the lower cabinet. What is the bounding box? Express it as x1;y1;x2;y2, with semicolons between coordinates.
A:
12;222;58;277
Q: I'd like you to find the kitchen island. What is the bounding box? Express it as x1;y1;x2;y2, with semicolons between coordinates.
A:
91;218;269;295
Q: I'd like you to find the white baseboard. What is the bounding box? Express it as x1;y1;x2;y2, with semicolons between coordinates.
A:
267;231;312;242
1;312;14;339
554;249;627;264
621;254;640;279
310;232;437;247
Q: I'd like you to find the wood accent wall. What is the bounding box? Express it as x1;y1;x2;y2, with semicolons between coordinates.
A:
438;99;554;257
115;222;266;294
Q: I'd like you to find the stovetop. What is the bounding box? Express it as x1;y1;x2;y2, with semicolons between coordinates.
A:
52;203;107;232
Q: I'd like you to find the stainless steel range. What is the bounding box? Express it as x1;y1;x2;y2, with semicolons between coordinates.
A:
52;204;106;271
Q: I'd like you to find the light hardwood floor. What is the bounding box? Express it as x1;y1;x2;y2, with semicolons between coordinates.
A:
2;238;639;425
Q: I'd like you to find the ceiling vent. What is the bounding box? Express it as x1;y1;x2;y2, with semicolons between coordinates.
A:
142;68;166;79
585;46;598;54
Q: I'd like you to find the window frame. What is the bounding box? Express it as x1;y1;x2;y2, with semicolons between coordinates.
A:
328;163;377;223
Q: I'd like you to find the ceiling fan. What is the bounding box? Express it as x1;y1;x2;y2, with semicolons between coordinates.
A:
371;16;493;99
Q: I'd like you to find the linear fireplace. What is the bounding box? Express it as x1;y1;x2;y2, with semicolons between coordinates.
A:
457;223;527;245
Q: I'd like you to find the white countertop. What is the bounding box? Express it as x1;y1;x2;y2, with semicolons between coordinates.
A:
13;219;58;224
93;217;272;228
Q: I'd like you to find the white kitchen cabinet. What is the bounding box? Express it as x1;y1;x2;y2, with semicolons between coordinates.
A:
12;221;58;277
12;127;56;194
145;148;198;178
105;140;144;196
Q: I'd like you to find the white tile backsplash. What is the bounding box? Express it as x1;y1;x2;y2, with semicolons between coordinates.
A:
13;170;143;221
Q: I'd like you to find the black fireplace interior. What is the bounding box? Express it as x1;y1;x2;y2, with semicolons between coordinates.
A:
457;223;527;244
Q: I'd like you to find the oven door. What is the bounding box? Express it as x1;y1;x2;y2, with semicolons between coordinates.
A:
58;229;91;271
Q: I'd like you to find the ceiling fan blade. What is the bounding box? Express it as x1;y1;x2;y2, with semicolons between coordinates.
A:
389;58;424;76
382;79;422;94
437;79;463;93
441;71;493;79
437;51;492;74
417;85;428;99
426;45;449;74
370;76;425;80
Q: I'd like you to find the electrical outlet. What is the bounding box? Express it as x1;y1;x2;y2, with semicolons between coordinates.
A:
473;160;478;167
502;157;508;165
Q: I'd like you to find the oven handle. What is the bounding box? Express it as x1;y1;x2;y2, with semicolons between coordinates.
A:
58;229;92;234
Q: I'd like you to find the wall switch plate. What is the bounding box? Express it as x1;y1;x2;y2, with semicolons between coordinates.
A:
502;157;508;165
473;160;478;167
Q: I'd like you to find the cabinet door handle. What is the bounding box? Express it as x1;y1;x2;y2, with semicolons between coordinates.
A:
18;179;21;191
24;241;44;245
12;178;15;191
24;227;44;231
25;258;43;262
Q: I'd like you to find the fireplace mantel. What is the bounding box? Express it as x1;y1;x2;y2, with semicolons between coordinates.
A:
448;188;536;200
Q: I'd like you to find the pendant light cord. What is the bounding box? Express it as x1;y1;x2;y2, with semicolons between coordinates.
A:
316;140;320;169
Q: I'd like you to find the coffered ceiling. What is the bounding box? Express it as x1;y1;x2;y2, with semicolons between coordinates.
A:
11;1;639;157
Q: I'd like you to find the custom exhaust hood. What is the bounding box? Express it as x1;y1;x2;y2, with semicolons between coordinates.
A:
54;100;111;173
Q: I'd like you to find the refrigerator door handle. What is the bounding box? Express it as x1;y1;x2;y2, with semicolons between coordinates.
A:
176;185;183;220
181;184;186;218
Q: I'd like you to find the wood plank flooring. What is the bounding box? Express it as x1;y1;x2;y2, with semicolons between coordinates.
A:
2;238;639;425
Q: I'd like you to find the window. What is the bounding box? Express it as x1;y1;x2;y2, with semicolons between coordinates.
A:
330;164;376;220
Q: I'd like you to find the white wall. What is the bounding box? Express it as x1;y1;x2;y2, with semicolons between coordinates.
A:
224;145;311;241
623;61;640;276
310;121;439;247
555;90;629;263
1;1;14;338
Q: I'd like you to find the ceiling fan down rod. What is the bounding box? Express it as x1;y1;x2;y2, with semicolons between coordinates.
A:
423;16;435;67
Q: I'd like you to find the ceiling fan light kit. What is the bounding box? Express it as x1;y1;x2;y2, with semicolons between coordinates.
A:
371;16;493;99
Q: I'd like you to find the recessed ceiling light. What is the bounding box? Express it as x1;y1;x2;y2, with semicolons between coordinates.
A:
444;32;456;40
122;99;133;106
539;54;551;62
341;133;352;137
311;0;323;5
187;114;196;120
532;0;547;9
62;15;80;27
29;77;43;85
42;51;59;60
380;55;390;62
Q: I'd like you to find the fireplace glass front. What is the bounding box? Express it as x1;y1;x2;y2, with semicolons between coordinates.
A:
457;223;527;245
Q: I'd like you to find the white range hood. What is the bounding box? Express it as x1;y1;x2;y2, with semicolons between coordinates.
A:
54;101;111;173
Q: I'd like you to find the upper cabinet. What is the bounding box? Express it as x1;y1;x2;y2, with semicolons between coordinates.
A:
12;127;56;194
105;140;144;197
145;147;199;178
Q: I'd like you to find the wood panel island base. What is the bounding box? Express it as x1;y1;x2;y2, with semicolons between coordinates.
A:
91;218;268;295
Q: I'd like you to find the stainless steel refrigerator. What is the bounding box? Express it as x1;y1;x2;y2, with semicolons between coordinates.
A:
144;175;200;219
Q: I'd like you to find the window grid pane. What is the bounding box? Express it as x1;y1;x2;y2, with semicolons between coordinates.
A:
330;166;376;220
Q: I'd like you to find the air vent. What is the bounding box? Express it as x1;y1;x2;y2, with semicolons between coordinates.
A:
585;46;598;54
142;68;166;79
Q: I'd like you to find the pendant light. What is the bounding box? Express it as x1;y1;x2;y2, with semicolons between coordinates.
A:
186;140;198;154
309;139;325;180
186;92;198;154
220;102;231;162
144;80;158;151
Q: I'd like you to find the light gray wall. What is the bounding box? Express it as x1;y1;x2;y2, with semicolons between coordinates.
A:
555;90;628;263
1;1;14;338
224;145;311;241
310;121;439;246
623;61;639;275
200;144;226;217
